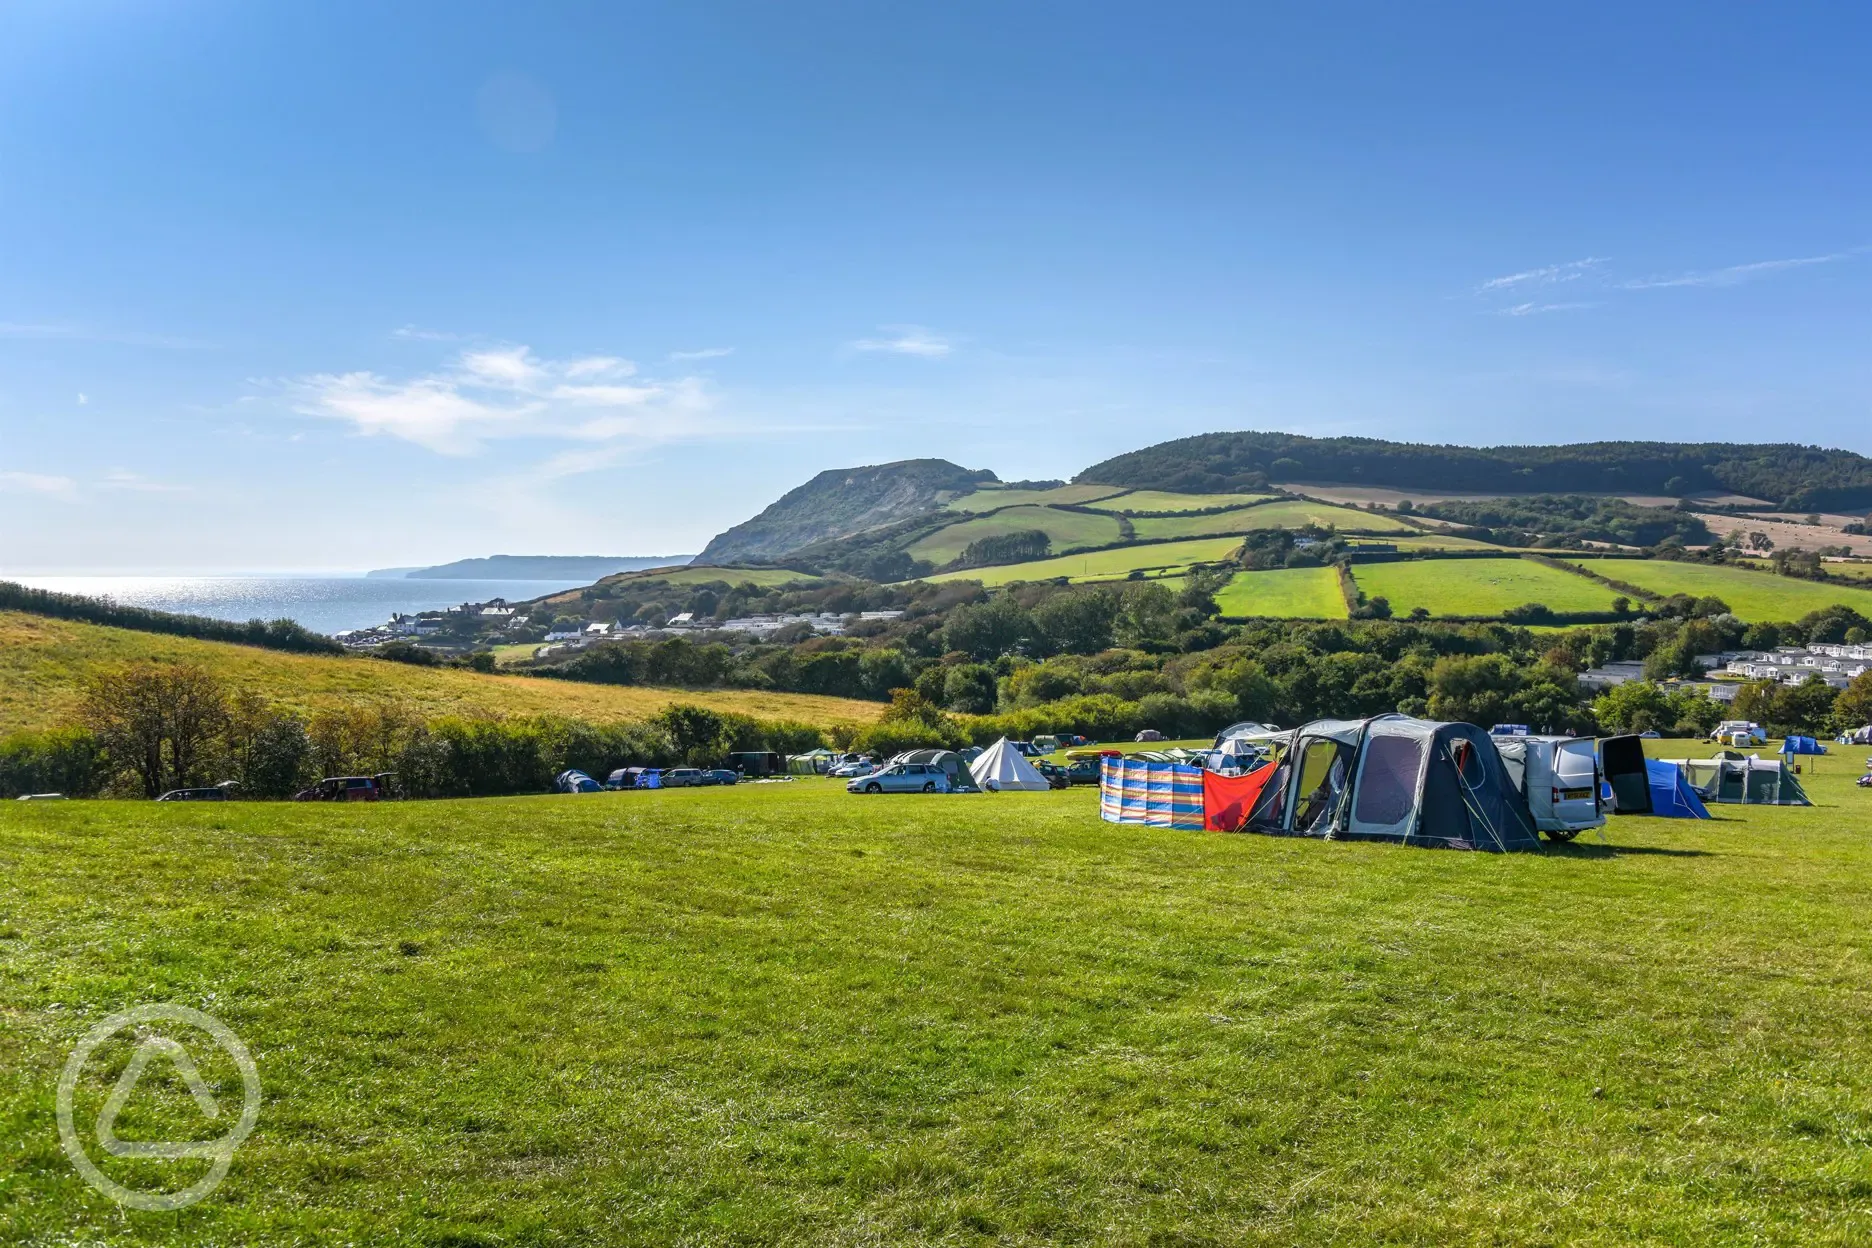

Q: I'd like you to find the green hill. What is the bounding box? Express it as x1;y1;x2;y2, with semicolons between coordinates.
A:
695;459;996;564
1077;432;1872;511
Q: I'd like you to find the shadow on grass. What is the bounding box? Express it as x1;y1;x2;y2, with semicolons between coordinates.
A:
1544;842;1714;859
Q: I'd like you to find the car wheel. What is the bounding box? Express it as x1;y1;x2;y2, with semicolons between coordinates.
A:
922;781;936;793
1543;828;1582;843
865;782;883;794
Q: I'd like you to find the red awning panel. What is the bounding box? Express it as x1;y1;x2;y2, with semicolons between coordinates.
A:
1203;766;1276;832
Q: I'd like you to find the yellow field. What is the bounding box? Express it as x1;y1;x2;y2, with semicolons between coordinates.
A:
0;612;883;736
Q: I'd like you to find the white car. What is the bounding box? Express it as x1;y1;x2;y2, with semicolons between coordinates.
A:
847;762;952;794
1711;720;1766;745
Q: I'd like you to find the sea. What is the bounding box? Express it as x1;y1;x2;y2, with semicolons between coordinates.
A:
3;576;597;637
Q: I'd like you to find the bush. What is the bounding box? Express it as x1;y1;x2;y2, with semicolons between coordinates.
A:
0;727;105;798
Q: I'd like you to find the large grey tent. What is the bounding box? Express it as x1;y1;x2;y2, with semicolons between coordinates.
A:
1663;754;1812;805
1241;715;1542;852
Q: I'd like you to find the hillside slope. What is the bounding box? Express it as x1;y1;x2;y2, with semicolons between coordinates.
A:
1078;432;1872;511
0;611;883;736
696;459;996;564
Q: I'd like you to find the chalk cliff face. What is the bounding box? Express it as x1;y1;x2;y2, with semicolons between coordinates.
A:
695;459;996;564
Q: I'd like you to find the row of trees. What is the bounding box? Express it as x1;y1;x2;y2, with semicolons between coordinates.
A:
0;662;827;800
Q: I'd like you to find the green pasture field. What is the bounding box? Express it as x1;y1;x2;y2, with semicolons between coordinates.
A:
1213;567;1348;619
1567;558;1872;621
1352;557;1618;617
539;566;821;609
1083;489;1274;514
1386;532;1521;552
944;484;1129;512
1193;498;1415;534
1129;505;1288;540
921;537;1245;586
5;769;1872;1244
906;506;1125;566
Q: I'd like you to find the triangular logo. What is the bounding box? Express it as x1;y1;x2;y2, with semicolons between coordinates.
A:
95;1037;226;1160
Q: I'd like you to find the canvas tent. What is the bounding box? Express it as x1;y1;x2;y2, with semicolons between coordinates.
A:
970;738;1051;791
1234;716;1542;852
1780;736;1827;756
1667;755;1812;805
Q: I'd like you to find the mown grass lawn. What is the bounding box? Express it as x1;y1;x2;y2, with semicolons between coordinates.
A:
1352;557;1618;617
1213;567;1348;619
0;611;884;736
1567;558;1872;621
3;772;1871;1245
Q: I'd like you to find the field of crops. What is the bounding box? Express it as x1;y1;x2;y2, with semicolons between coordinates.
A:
906;505;1124;565
1568;558;1872;621
6;768;1871;1243
944;483;1128;512
1351;557;1617;617
1213;567;1348;618
921;537;1245;586
0;611;884;737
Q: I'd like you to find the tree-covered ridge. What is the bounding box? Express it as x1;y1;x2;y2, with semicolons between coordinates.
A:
1077;432;1872;510
1409;495;1714;548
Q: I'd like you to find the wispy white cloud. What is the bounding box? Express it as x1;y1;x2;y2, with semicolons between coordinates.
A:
101;470;193;496
849;325;954;357
0;322;212;349
0;470;80;501
392;324;460;341
286;344;717;455
1497;301;1597;317
1476;258;1606;294
76;392;88;405
667;346;733;362
1620;251;1857;289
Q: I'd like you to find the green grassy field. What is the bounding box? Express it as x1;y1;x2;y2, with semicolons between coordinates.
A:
1083;489;1274;514
944;483;1131;512
922;537;1245;586
1567;558;1872;621
1352;557;1618;617
5;770;1872;1244
0;611;884;736
906;506;1125;565
1196;498;1416;534
1213;567;1349;619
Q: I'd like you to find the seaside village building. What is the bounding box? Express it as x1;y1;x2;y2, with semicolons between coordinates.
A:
1579;643;1871;703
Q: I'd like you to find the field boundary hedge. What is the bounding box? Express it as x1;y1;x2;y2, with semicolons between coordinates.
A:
0;581;345;655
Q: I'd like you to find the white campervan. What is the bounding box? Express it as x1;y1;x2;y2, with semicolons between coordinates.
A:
1493;735;1605;841
1711;720;1767;745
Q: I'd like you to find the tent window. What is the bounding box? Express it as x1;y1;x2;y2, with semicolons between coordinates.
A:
1294;739;1355;832
1353;735;1423;827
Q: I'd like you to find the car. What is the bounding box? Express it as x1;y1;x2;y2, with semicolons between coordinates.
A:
1033;760;1073;790
1065;758;1104;785
700;769;739;786
663;768;705;788
1711;720;1767;745
828;760;877;778
634;769;664;789
156;787;230;802
16;793;67;801
847;762;952;794
294;775;387;802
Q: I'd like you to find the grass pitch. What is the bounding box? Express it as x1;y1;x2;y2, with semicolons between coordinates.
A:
0;611;884;737
1213;567;1348;619
4;768;1871;1244
1566;558;1872;621
1351;557;1618;617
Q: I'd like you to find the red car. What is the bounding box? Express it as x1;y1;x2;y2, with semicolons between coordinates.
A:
294;774;394;802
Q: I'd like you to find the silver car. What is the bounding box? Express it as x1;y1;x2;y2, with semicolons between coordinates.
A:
847;762;951;794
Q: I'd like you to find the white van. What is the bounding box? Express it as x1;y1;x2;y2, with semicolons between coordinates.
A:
1493;736;1605;841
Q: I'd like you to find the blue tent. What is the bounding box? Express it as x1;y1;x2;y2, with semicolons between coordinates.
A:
1646;759;1711;819
1780;735;1827;756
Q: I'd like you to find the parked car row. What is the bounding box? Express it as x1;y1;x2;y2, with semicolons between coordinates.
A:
593;767;740;791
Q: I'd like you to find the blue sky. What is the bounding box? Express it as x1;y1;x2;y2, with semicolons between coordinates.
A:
2;2;1869;572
